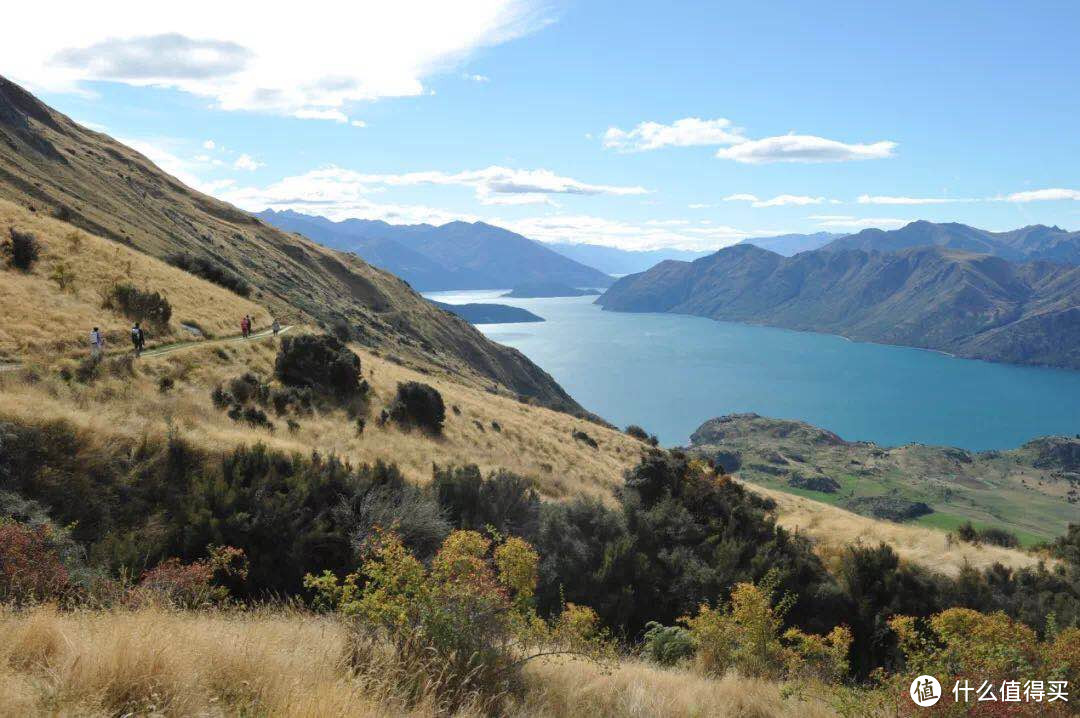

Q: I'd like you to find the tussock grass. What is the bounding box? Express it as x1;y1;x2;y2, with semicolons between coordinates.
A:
0;606;852;717
748;481;1043;576
0;199;267;359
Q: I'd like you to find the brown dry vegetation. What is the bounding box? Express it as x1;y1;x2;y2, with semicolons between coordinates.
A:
0;199;268;360
0;606;853;718
0;330;643;501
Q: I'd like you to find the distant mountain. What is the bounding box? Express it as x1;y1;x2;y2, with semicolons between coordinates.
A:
503;282;601;298
258;210;613;291
429;301;543;325
544;242;713;275
823;220;1080;265
738;232;844;256
597;244;1080;369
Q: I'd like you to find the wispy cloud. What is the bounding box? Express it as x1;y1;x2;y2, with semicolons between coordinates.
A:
716;135;896;164
233;153;263;171
602;118;746;152
724;193;827;208
857;194;971;205
6;1;552;120
1003;188;1080;202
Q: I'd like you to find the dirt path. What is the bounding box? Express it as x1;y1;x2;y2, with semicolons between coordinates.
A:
0;325;293;373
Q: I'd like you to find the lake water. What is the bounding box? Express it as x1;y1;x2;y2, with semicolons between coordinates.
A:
427;290;1080;450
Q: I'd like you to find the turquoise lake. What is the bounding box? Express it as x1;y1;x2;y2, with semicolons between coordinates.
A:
427;290;1080;451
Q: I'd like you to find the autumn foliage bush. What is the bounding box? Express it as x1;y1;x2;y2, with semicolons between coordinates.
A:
0;520;70;604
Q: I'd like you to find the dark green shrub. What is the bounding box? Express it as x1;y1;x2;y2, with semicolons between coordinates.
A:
165;253;251;296
269;386;313;416
4;228;40;271
572;429;598;448
228;373;269;405
158;376;175;394
433;465;539;539
642;621;695;666
104;283;172;326
625;425;658;446
274;334;364;399
388;382;445;434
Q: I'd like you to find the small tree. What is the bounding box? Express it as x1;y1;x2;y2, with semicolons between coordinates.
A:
389;381;445;434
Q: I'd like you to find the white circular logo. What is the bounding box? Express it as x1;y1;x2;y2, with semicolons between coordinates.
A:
910;675;942;707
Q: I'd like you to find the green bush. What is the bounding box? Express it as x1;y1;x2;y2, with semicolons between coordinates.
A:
274;334;364;400
104;283;172;326
4;228;40;271
166;252;251;296
642;621;695;666
388;382;445;434
433;465;540;539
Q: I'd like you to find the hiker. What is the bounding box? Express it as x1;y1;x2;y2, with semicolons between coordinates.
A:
89;326;105;358
130;322;146;357
271;319;281;336
241;315;251;338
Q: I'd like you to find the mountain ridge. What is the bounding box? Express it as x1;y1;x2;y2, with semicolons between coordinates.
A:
597;242;1080;369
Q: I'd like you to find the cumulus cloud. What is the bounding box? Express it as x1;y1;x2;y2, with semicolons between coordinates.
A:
857;194;969;205
350;119;367;128
5;1;551;119
233;154;263;171
1003;188;1080;202
809;215;908;230
202;139;216;150
602;118;746;152
716;135;896;164
723;193;826;208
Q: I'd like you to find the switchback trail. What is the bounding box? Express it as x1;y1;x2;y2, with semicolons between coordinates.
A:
0;325;293;373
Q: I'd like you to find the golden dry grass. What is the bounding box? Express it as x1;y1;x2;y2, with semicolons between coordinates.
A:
0;606;856;718
748;481;1043;575
0;330;645;500
0;199;268;360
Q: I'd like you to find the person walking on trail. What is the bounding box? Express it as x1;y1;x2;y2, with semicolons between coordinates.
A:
130;322;146;357
241;315;251;338
271;319;280;336
89;326;105;358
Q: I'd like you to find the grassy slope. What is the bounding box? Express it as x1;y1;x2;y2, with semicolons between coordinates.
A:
691;414;1080;545
0;75;581;413
0;200;269;360
0;606;848;718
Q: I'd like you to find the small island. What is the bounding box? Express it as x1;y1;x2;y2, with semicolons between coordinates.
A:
430;300;544;325
502;282;603;298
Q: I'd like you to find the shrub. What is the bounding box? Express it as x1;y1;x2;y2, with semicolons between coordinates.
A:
49;262;76;291
0;520;70;604
165;252;251;296
158;376;175;394
274;334;364;399
625;425;659;446
4;228;40;271
228;372;269;405
954;521;1020;548
433;465;540;540
270;386;313;416
571;429;598;448
103;283;172;327
388;382;445;434
642;621;695;666
133;545;248;608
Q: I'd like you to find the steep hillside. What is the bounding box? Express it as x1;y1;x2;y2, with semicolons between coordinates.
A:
597;243;1080;369
823;220;1080;264
258;209;614;290
0;75;582;412
689;414;1080;545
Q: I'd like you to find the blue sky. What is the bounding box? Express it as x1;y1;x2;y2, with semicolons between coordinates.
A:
4;0;1079;250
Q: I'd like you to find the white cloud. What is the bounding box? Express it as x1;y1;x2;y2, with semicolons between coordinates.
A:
350;119;367;128
4;1;552;119
504;214;755;251
723;193;826;208
858;194;969;205
1003;188;1080;202
688;203;714;209
233;153;263;171
293;108;350;123
809;215;908;229
463;73;490;83
716;135;897;164
202;139;216;150
117;136;202;187
603;118;745;152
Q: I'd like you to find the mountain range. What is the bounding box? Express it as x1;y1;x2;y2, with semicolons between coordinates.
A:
822;220;1080;264
597;241;1080;369
257;209;613;291
0;75;581;412
738;231;844;256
